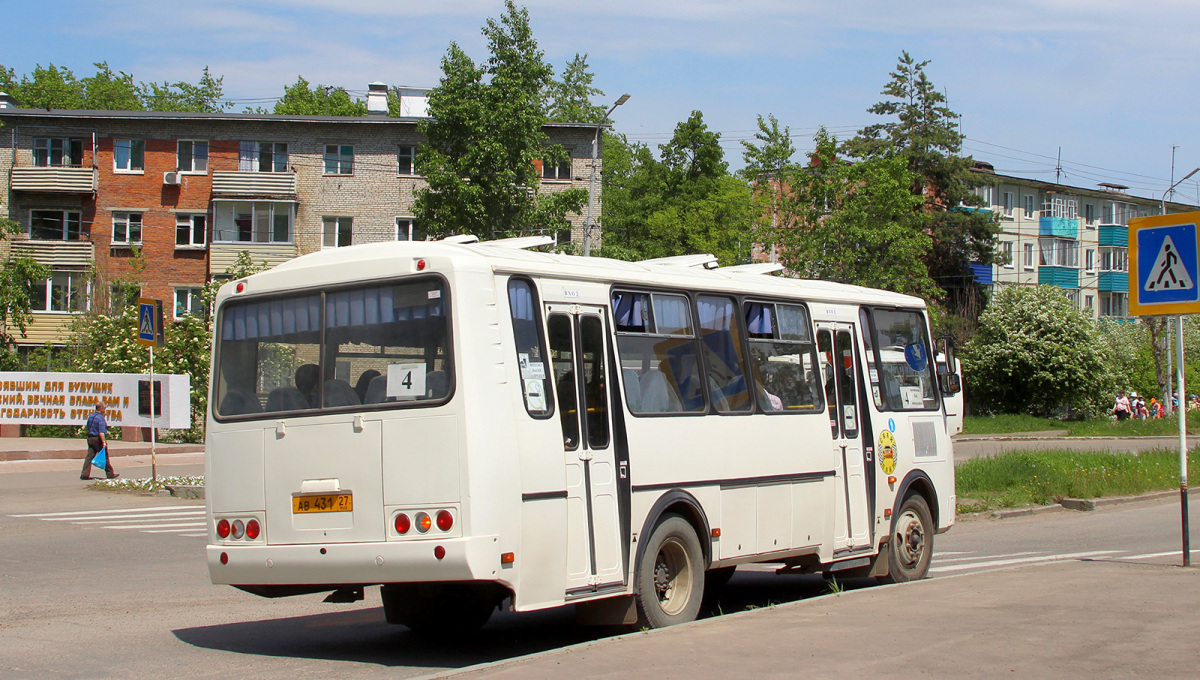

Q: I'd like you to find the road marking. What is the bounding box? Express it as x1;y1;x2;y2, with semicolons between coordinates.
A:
930;550;1121;574
934;551;1041;565
1115;550;1200;561
13;505;203;518
10;504;207;539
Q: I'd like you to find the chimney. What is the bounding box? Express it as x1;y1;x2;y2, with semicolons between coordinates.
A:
366;82;389;116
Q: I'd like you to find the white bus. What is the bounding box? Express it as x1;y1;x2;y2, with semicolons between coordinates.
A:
206;236;962;630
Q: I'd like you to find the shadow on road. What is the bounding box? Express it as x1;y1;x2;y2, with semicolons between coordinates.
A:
172;571;877;670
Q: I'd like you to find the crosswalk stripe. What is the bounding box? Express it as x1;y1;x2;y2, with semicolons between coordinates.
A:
930;550;1120;574
14;505;203;518
934;551;1041;565
102;522;206;530
180;533;208;537
70;513;205;524
143;527;208;533
1116;550;1200;561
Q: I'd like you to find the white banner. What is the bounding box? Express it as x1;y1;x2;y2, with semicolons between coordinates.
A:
0;372;191;428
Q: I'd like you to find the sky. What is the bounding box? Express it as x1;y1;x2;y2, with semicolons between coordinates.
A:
5;0;1200;204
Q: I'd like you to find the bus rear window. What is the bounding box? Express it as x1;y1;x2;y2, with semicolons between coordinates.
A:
214;278;451;418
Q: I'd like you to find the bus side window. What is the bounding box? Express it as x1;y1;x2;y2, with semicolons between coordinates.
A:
548;314;579;449
859;308;884;409
508;278;552;417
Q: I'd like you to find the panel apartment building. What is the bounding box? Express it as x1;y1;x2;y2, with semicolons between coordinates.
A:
969;163;1199;320
0;87;598;352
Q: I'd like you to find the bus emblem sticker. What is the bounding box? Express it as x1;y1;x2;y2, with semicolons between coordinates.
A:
878;430;897;474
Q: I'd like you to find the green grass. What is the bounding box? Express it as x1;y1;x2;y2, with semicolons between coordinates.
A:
963;414;1192;437
92;475;204;493
956;450;1194;511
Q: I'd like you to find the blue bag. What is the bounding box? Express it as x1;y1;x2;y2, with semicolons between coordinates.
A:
92;446;107;470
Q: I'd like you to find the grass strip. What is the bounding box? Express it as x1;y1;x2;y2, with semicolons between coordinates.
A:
963;414;1193;437
956;449;1196;512
92;475;204;493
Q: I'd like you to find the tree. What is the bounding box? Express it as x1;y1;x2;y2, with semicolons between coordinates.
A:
140;67;228;112
80;62;143;110
414;1;585;239
545;53;606;123
960;285;1113;417
844;51;1000;314
740;114;796;182
0;63;86;109
770;128;934;296
272;76;368;116
0;219;50;369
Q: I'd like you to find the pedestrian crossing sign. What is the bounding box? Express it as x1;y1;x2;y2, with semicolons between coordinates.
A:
137;298;164;347
1129;211;1200;316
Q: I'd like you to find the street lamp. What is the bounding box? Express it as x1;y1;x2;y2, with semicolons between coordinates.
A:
1161;167;1199;215
582;93;630;257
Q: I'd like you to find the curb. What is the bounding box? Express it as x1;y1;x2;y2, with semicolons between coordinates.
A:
0;445;204;463
166;485;205;499
990;487;1198;518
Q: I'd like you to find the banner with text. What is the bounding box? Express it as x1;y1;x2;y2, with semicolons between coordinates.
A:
0;372;191;428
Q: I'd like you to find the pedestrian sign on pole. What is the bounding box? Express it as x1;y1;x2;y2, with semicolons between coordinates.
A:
1129;212;1200;316
137;298;164;347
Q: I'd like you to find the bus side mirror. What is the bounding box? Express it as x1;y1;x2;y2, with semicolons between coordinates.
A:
937;335;962;395
940;371;962;395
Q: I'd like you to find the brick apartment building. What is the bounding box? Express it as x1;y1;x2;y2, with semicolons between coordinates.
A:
0;87;599;352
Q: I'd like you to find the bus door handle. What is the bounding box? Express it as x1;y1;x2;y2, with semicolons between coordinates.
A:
578;450;594;462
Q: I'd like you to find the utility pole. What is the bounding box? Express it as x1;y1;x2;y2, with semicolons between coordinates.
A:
1055;147;1062;184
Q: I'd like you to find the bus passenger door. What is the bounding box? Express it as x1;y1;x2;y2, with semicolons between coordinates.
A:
547;305;625;596
817;324;872;552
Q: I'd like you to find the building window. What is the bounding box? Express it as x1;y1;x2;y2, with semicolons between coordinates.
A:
398;145;416;175
974;184;994;206
109;284;139;313
1039;238;1078;267
239;141;288;172
30;210;81;240
1100;246;1128;272
1002;191;1015;217
1084;203;1095;225
542;155;572;180
174;287;205;319
1043;196;1078;219
176;214;207;248
396;217;425;241
29;271;87;313
1101;292;1128;318
1002;241;1014;267
111;212;143;245
177;140;209;172
322;216;353;248
1024;194;1035;218
1085;248;1095;271
1023;242;1035;270
1085;295;1094;311
114;139;145;172
324;144;353;174
34;138;83;167
213;201;293;243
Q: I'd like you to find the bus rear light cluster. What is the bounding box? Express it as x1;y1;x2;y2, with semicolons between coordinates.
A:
216;517;261;541
393;509;455;536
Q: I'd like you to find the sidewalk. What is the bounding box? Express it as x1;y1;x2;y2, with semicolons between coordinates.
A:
0;435;203;462
436;559;1199;680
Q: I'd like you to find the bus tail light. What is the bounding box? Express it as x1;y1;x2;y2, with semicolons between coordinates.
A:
231;519;245;539
436;510;454;532
416;512;432;533
245;519;261;540
434;545;446;560
216;519;230;538
395;513;411;534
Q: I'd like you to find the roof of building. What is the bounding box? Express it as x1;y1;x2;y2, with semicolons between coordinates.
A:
0;107;595;129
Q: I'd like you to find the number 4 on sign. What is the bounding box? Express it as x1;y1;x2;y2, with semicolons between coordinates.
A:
1146;237;1194;291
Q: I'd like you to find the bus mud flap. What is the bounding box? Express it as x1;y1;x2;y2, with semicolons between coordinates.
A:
576;595;637;626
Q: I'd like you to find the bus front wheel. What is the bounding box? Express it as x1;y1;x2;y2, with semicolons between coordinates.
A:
635;513;704;628
879;494;933;584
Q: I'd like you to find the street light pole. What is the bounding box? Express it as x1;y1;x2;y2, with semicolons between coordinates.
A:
583;93;630;257
1159;168;1198;417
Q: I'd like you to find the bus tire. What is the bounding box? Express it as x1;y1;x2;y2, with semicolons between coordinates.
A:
635;513;704;628
878;494;933;584
381;584;495;633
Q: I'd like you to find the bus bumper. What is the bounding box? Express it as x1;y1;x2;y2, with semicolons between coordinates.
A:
207;535;502;587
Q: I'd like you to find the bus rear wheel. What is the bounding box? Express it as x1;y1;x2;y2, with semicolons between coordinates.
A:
381;583;496;633
635;514;704;628
879;494;933;584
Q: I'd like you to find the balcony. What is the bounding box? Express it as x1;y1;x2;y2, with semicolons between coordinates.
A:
1039;216;1079;239
1098;224;1129;247
9;239;94;267
10;167;96;193
212;171;296;197
1098;271;1129;293
1038;266;1079;289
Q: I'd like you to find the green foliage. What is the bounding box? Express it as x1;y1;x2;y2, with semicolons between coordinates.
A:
843;51;1000;312
956;450;1199;509
963;413;1190;437
769;128;934;297
740;113;796;181
545;53;606;123
272;76;368;116
0;62;225;112
0;218;51;367
415;1;585;239
960;285;1113;417
598;112;754;264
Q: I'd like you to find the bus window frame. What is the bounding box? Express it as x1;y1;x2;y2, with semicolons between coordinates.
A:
741;297;824;416
507;275;555;420
610;287;709;418
211;273;455;422
860;305;941;413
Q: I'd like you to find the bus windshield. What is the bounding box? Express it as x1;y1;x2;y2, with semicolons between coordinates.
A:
213;277;452;418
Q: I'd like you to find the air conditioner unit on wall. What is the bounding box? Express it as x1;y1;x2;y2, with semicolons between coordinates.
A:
163;171;181;185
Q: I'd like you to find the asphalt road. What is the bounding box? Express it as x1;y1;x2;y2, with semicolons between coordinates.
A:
1;455;1195;679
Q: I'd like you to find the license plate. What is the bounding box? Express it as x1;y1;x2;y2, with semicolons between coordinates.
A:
292;493;353;514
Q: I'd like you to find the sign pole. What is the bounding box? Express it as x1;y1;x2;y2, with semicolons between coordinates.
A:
150;345;157;482
1177;314;1190;566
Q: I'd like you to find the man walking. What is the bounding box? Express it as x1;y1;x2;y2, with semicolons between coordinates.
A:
80;401;118;480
